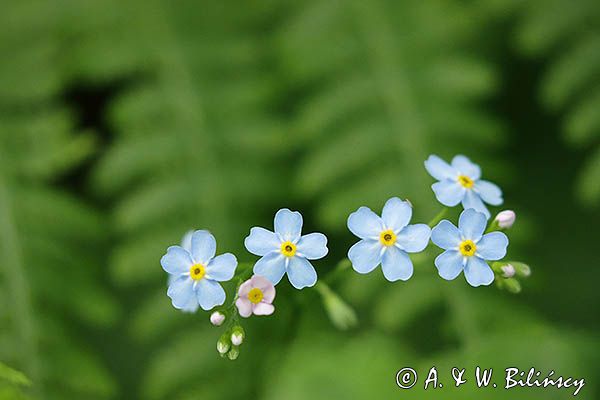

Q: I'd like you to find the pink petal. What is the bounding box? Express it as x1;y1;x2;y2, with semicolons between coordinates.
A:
238;279;253;297
251;275;276;303
236;298;253;318
252;302;275;316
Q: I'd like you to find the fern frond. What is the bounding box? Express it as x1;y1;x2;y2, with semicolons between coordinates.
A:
278;0;503;229
82;0;292;397
0;2;117;398
0;362;31;400
516;0;600;205
0;177;118;400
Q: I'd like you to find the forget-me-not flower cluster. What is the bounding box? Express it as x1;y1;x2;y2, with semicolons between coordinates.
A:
159;153;524;361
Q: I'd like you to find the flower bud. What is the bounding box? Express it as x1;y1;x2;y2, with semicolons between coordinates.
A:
217;333;230;355
511;261;531;278
501;264;516;278
210;311;225;326
494;210;516;229
231;333;243;346
227;346;240;360
231;326;245;346
503;278;522;294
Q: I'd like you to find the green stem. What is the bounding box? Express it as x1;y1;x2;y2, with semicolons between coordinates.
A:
233;262;254;282
484;220;500;234
428;207;449;227
222;263;254;328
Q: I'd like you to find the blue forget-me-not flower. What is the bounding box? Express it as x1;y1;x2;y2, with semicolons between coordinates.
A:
166;230;197;312
425;154;503;218
161;230;237;311
347;197;431;282
431;209;508;287
244;208;328;289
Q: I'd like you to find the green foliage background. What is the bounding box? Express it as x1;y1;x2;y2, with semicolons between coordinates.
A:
0;0;598;399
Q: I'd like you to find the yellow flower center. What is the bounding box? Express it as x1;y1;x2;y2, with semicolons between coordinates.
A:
457;175;474;189
459;240;477;257
280;241;297;257
248;288;264;304
189;264;206;280
379;229;397;247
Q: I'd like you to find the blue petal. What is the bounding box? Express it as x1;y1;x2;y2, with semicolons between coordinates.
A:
431;220;461;250
180;294;200;313
451;155;481;180
286;256;317;289
464;256;494;287
347;206;384;240
245;227;280;256
462;190;490;219
434;250;465;280
296;232;328;260
206;253;237;281
395;224;431;252
475;180;503;206
167;275;196;309
432;181;465;207
195;279;226;310
381;247;413;281
476;232;508;260
458;208;487;240
161;246;193;274
382;197;412;231
190;230;216;265
274;208;303;242
167;273;176;286
348;239;383;274
424;155;457;180
181;230;194;252
253;252;286;285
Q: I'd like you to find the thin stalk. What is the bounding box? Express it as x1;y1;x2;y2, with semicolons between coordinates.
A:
428;207;449;227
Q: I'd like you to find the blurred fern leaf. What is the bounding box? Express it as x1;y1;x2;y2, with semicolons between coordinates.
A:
516;0;600;205
278;0;503;228
0;1;118;399
0;362;31;400
83;0;292;397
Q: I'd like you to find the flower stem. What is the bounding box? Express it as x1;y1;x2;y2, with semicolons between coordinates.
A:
428;207;449;227
484;220;500;234
233;262;254;281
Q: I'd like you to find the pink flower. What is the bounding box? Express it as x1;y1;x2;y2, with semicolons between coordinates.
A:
235;275;275;318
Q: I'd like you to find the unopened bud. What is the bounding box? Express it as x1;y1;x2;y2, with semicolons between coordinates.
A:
501;264;516;278
494;210;516;229
503;278;522;294
231;326;245;346
511;261;531;278
210;311;225;326
217;333;230;354
231;333;243;346
227;346;240;360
